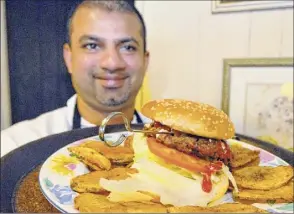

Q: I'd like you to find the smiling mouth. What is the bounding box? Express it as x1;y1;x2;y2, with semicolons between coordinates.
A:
97;77;128;81
92;73;129;80
93;75;129;88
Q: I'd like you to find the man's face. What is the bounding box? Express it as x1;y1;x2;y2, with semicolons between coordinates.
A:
64;7;149;111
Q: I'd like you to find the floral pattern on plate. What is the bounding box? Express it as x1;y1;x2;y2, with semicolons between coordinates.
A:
44;178;77;205
49;154;79;176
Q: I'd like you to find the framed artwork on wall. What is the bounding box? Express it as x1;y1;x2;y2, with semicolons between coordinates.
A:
211;0;294;13
221;57;294;151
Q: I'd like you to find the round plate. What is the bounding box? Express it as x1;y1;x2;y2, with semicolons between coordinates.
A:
38;132;293;213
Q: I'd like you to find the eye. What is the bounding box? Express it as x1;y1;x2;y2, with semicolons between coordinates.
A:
121;45;137;52
82;43;99;50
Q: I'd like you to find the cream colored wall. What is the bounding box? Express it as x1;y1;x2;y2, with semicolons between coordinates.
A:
1;0;12;130
136;1;293;108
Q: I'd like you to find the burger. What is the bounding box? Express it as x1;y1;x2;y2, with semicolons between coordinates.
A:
100;99;238;207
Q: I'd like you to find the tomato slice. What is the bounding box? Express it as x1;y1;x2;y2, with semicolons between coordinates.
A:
147;137;211;174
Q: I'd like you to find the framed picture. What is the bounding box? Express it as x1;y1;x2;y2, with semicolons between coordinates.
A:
221;58;294;150
212;0;294;13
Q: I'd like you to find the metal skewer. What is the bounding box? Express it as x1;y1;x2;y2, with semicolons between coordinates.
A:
99;112;174;147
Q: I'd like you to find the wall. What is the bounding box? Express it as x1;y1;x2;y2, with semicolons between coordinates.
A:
1;0;12;130
135;1;293;108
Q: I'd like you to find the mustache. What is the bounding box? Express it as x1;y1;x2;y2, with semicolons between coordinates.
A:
91;71;130;80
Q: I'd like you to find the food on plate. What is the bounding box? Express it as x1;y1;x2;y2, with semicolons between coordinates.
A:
230;144;260;170
74;193;127;213
70;168;138;193
142;100;234;165
107;190;160;203
232;165;293;190
74;193;268;213
80;140;134;166
167;202;268;213
99;99;239;207
123;135;134;148
68;147;111;171
121;201;167;213
233;180;293;203
64;99;292;213
74;193;167;213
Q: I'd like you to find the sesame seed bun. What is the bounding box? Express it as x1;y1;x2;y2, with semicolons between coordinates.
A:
141;99;235;140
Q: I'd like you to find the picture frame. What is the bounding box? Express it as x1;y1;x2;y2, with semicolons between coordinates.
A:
221;57;294;150
211;0;294;13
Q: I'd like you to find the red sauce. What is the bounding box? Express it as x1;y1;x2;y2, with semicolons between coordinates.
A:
202;161;223;193
202;173;212;192
216;141;232;164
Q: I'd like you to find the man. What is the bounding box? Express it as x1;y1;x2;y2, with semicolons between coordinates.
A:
1;0;151;157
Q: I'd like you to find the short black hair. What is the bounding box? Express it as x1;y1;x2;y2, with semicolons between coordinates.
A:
66;0;147;52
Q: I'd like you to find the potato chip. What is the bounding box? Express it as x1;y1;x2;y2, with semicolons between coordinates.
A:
68;146;111;170
75;193;127;213
233;166;293;190
71;167;138;193
80;140;134;166
233;180;294;203
232;157;260;172
230;144;260;168
122;201;167;213
167;203;268;213
123;135;134;148
74;193;167;213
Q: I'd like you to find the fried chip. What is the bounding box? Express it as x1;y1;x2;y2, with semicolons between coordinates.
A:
233;166;293;190
74;193;167;213
122;201;167;213
80;140;134;166
75;193;127;213
167;203;268;213
71;167;138;193
232;157;260;172
230;144;260;168
123;135;134;148
68;147;111;170
233;180;294;203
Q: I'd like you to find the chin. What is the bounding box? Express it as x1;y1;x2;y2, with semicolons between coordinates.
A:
95;96;128;107
99;99;238;207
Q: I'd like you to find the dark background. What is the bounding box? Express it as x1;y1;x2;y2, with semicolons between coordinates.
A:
5;0;135;124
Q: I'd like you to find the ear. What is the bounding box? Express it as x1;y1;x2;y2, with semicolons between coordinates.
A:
144;51;150;72
63;43;73;74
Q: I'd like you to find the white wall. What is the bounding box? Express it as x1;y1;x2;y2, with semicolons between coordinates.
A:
136;1;293;108
1;0;12;130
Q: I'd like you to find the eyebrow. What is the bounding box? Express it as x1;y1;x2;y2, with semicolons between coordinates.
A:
118;37;139;46
79;35;102;43
78;35;140;46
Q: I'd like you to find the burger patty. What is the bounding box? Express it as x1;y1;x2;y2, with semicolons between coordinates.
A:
145;122;232;165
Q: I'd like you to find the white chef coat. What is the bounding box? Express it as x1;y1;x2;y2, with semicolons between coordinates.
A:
1;94;151;157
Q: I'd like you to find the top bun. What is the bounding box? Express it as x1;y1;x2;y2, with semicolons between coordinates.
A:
141;99;235;140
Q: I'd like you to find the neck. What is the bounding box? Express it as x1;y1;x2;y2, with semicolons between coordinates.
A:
77;96;135;125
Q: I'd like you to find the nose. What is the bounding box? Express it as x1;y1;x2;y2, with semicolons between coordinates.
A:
100;48;126;72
